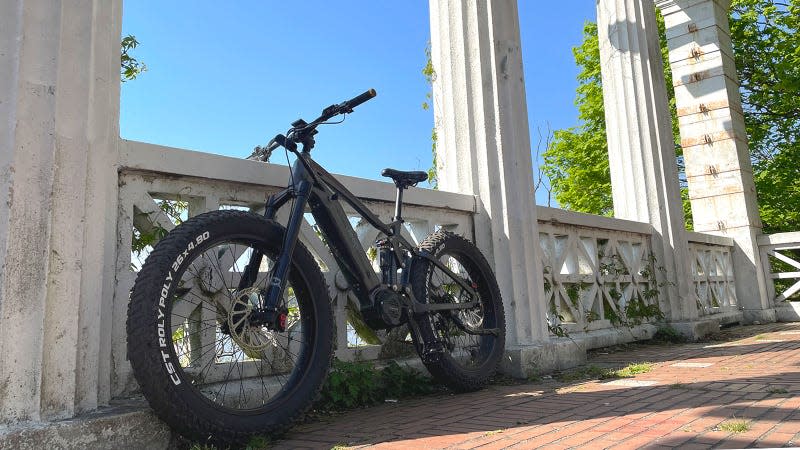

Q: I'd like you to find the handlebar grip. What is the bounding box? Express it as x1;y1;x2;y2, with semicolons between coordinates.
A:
344;89;377;110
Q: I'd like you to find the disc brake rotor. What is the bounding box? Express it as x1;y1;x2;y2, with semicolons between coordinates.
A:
228;287;278;358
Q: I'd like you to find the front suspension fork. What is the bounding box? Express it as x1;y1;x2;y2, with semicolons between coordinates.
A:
241;182;311;327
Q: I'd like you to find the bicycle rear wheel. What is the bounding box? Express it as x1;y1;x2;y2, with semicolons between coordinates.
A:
410;231;506;392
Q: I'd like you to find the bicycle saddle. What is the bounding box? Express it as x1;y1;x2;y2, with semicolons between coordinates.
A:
381;168;428;188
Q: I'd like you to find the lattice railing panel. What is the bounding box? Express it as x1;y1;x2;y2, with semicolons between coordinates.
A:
539;221;657;334
688;242;738;314
758;232;800;303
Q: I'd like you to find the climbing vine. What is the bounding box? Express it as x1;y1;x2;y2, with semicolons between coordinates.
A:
546;252;667;338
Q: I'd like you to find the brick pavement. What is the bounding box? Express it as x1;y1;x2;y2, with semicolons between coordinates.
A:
272;323;800;449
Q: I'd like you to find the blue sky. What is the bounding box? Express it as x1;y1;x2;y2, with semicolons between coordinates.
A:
120;2;597;206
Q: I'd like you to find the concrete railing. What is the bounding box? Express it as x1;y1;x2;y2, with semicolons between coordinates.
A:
112;140;757;399
758;232;800;304
113;140;475;396
687;232;738;316
536;207;659;335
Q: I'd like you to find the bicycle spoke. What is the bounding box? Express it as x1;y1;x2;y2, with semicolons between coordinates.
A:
164;238;312;411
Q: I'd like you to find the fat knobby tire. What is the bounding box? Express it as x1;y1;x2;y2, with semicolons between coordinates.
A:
127;210;333;446
410;231;506;392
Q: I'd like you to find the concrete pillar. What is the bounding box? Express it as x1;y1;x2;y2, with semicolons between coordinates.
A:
0;0;121;424
656;0;772;322
430;0;579;376
596;0;696;323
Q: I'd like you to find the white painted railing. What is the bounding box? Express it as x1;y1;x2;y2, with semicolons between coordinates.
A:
536;207;659;334
758;232;800;303
113;140;475;396
687;232;738;315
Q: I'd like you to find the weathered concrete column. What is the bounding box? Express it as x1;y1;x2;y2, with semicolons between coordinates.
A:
430;0;582;376
596;0;698;327
655;0;772;323
0;0;122;424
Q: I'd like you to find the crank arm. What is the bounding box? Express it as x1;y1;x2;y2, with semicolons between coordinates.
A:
406;312;444;364
411;300;479;313
447;313;500;337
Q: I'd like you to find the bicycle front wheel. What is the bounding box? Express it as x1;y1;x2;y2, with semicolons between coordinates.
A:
127;210;333;446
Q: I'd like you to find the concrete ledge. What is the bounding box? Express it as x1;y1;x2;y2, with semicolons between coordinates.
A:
742;308;777;325
0;400;170;450
120;140;476;213
576;324;659;350
536;205;653;236
501;324;659;378
775;302;800;322
501;341;587;378
670;310;743;340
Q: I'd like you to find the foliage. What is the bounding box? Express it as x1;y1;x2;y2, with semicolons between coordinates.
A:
651;325;686;344
766;386;788;394
545;2;800;234
555;364;616;382
188;435;270;450
546;252;666;337
131;199;187;257
543;14;683;219
380;360;436;399
731;0;800;233
613;362;653;378
314;359;436;412
121;35;147;82
422;42;439;189
543;274;569;338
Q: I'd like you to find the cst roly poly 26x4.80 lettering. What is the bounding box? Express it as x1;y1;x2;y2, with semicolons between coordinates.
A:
157;231;210;385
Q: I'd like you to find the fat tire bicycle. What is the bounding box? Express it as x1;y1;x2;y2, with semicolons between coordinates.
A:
126;89;506;445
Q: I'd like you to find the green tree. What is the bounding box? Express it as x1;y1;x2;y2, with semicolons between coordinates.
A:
542;22;612;216
544;1;799;233
730;0;800;233
543;14;680;218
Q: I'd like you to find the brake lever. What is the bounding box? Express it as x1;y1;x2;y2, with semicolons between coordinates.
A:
246;136;282;161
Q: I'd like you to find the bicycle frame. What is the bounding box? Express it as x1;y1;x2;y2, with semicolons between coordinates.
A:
242;148;480;330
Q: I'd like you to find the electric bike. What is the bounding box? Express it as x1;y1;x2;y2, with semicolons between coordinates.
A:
127;89;506;445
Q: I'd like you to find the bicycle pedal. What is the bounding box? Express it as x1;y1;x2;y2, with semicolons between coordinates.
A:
421;344;444;364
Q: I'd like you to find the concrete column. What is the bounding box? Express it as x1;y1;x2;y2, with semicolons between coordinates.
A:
656;0;771;322
0;0;121;424
430;0;581;376
596;0;696;324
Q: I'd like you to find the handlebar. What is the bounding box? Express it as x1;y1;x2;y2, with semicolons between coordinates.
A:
343;89;377;111
251;89;377;159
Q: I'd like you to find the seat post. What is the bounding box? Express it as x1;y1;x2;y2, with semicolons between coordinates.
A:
393;185;405;222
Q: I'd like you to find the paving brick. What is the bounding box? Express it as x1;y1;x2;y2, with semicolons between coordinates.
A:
269;323;800;450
